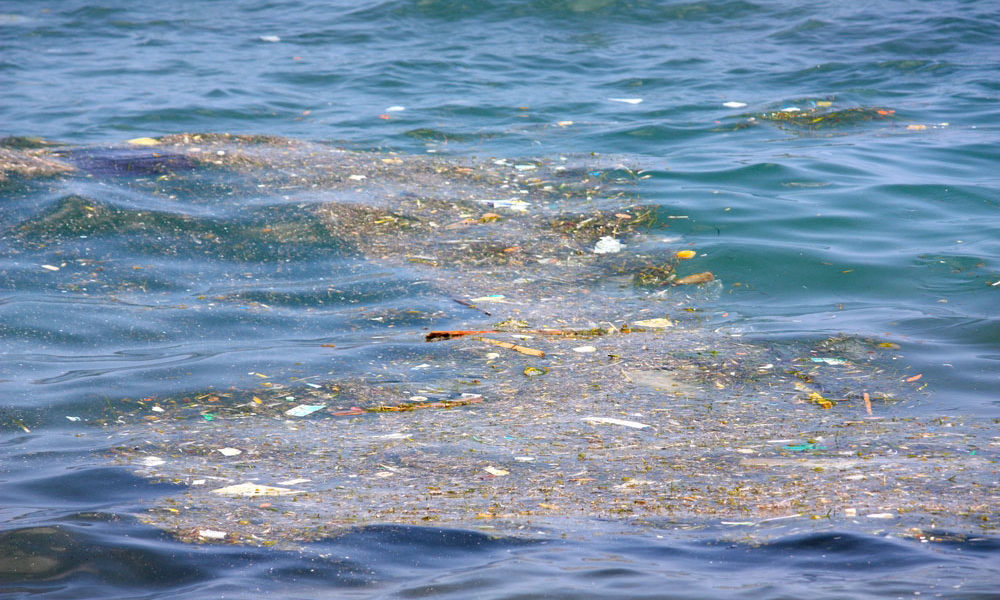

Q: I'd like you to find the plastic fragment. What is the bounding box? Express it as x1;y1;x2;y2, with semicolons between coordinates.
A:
66;416;81;422
811;357;849;365
285;404;325;417
633;318;673;328
675;250;696;259
199;529;227;539
673;272;714;286
217;447;242;457
723;101;747;108
593;236;624;254
484;466;509;476
906;124;927;131
141;456;165;467
905;373;923;383
784;443;826;451
582;416;650;429
211;482;306;497
41;264;59;271
484;199;530;212
259;35;281;42
127;137;160;146
572;345;597;353
608;98;643;104
867;513;896;519
523;366;548;377
385;106;405;112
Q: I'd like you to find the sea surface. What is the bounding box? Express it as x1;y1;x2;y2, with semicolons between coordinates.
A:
1;1;998;598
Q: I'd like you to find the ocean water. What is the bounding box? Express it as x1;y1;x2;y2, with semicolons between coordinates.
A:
1;1;998;598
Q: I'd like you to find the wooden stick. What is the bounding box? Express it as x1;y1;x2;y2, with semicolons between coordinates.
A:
476;337;545;357
863;392;873;416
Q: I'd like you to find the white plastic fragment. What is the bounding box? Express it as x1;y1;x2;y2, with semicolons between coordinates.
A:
514;456;535;462
573;345;597;353
151;406;165;412
211;482;306;497
385;106;405;112
633;318;673;328
484;466;509;476
867;512;896;519
217;447;242;457
844;508;857;517
470;294;506;303
723;101;747;108
41;264;60;271
65;416;81;422
199;529;227;539
593;236;624;254
277;478;312;486
259;35;281;43
284;404;325;417
348;174;366;181
608;98;643;104
582;416;650;429
141;456;166;467
485;199;531;212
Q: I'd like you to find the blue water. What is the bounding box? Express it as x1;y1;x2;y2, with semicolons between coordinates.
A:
2;1;999;598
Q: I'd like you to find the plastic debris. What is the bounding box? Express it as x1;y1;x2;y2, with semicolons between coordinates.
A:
723;101;747;108
65;416;81;422
673;272;714;286
593;236;624;254
523;366;548;377
484;466;509;476
285;404;325;417
608;98;643;104
867;513;896;519
385;106;405;112
217;447;242;457
127;137;160;146
483;199;530;212
582;416;650;429
198;529;227;539
470;295;507;303
572;345;597;353
259;35;281;43
675;250;696;259
41;264;59;271
811;357;849;365
141;457;165;467
211;482;306;497
783;443;826;451
632;318;673;328
905;373;923;383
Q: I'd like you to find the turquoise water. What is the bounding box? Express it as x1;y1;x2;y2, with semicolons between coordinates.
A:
1;1;998;598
